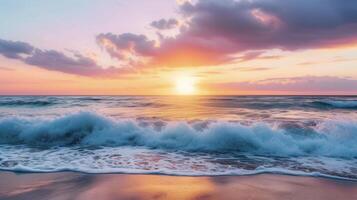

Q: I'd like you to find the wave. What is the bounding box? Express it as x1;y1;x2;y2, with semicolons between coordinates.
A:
205;97;357;110
0;100;55;107
75;97;104;101
313;100;357;109
0;112;356;157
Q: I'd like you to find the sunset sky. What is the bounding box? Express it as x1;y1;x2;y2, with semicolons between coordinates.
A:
1;0;357;95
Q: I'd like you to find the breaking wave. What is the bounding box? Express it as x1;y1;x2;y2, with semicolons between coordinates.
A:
0;112;356;157
313;100;357;109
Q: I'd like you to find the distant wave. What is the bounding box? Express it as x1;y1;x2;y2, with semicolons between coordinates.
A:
312;100;357;109
206;98;357;110
0;99;55;107
1;96;357;110
75;97;104;101
0;112;356;157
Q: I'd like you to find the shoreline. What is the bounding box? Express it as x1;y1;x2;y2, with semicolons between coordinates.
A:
1;172;356;200
1;169;356;182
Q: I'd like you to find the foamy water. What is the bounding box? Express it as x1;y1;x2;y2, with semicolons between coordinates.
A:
0;96;357;180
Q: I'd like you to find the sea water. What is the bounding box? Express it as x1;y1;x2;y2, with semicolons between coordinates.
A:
0;96;356;180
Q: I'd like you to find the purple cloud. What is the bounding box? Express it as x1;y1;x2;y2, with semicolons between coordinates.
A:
179;0;357;50
24;50;125;77
2;0;357;76
151;18;179;30
98;0;357;68
96;33;156;61
0;39;34;59
0;39;127;77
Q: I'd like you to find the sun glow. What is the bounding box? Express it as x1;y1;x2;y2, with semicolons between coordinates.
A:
175;75;197;95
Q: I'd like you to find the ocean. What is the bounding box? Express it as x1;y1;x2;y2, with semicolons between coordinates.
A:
0;96;356;180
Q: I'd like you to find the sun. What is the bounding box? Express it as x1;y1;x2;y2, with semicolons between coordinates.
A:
175;75;197;95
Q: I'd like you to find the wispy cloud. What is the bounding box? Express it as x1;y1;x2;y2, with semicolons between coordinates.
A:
235;51;282;63
298;57;357;66
0;66;13;71
235;67;272;72
0;39;130;77
150;18;179;30
214;76;357;93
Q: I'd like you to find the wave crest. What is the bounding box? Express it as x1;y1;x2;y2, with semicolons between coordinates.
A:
0;112;357;157
0;100;55;107
313;100;357;109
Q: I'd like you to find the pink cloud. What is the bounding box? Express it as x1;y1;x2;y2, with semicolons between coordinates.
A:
98;0;357;68
214;76;357;93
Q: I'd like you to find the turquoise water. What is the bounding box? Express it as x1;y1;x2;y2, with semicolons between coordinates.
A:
0;96;356;179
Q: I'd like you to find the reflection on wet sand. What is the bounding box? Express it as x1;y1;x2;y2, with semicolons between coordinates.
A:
0;172;357;200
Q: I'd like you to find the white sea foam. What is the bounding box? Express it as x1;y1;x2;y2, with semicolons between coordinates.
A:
0;112;357;157
1;112;357;179
0;146;356;180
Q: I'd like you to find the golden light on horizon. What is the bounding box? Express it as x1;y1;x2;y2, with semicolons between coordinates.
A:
175;75;197;95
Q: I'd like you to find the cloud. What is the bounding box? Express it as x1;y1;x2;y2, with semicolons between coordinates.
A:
0;39;127;77
235;51;282;63
24;49;125;77
235;67;272;72
96;33;156;66
179;0;357;50
97;0;357;68
298;57;357;66
215;76;357;92
150;18;179;30
97;31;235;67
0;39;34;59
2;0;357;76
0;66;13;71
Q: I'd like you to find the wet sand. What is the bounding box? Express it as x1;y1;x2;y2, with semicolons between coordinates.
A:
0;172;357;200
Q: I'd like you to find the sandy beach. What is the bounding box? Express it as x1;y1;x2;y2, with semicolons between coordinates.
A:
0;172;356;200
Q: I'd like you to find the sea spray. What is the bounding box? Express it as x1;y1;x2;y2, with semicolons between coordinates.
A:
1;112;357;157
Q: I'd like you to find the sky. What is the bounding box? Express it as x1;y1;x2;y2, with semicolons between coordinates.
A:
0;0;357;95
